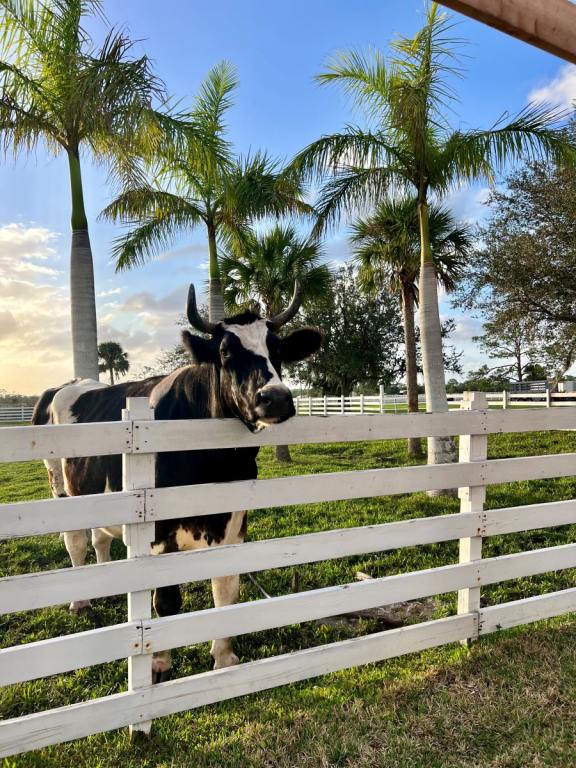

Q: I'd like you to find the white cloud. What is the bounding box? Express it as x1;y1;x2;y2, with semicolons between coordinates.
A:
0;223;190;394
441;185;490;226
529;64;576;109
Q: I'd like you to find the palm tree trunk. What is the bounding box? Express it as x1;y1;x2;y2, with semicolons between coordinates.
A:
207;220;225;322
275;444;292;462
109;368;114;385
401;285;423;458
417;200;456;482
68;150;99;380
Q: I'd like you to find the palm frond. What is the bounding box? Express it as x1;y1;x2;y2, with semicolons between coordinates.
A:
219;151;313;232
192;60;238;137
440;104;574;191
317;47;393;124
288;128;405;185
101;185;205;224
314;165;404;234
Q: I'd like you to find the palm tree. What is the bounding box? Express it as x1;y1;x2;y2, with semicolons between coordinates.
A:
98;341;129;384
288;2;574;466
221;224;332;315
352;197;470;457
103;62;311;322
221;224;331;462
0;0;192;380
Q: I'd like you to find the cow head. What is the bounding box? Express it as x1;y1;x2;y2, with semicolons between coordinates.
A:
181;282;322;430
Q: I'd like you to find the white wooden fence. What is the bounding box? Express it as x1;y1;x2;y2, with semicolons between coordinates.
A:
0;404;34;422
1;393;576;756
294;390;576;414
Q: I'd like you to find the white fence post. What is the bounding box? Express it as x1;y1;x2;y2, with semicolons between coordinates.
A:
502;390;508;409
360;394;365;414
308;395;312;415
458;391;487;644
341;394;345;414
546;387;552;408
295;395;300;415
379;385;385;414
122;397;156;738
323;395;327;417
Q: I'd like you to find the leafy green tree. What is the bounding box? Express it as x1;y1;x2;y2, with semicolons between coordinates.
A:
103;62;311;321
221;223;331;462
291;265;403;396
0;0;188;379
98;341;129;384
472;311;539;383
352;197;470;456
456;156;576;385
289;2;573;466
459;365;511;392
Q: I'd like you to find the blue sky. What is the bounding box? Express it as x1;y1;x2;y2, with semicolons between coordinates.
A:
1;0;574;393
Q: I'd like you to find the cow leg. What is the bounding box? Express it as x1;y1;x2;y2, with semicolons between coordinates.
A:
210;510;246;669
91;527;114;564
63;529;92;612
44;458;67;498
210;574;241;669
152;584;182;683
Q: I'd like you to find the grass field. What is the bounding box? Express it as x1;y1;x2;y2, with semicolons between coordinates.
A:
1;428;576;766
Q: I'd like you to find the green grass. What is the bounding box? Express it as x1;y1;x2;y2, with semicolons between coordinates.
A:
1;429;576;766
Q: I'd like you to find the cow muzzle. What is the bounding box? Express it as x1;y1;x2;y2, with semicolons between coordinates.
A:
254;385;295;425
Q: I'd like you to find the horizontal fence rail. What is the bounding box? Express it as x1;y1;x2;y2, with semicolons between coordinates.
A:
4;406;576;463
1;395;576;757
3;455;576;541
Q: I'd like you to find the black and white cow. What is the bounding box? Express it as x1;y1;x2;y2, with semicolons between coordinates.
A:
33;282;322;681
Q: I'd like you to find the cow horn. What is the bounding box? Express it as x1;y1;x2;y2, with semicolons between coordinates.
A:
186;284;218;335
269;280;302;329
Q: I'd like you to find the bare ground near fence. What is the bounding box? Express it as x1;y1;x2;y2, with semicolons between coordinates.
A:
1;425;576;766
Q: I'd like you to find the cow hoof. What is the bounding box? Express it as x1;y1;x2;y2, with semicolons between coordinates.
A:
212;652;239;670
69;600;92;613
152;668;172;684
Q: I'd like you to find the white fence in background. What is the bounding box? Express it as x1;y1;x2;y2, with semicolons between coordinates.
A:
0;405;34;422
294;390;576;415
2;395;576;756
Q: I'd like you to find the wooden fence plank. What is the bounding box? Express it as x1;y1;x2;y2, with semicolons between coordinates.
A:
0;421;132;463
2;538;576;617
136;409;576;452
144;564;478;654
133;412;486;451
148;453;576;521
2;407;575;465
479;588;576;635
483;499;576;536
0;623;141;686
0;614;476;758
0;491;143;540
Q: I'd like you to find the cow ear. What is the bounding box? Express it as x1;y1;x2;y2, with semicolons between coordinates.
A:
279;327;323;363
181;331;219;365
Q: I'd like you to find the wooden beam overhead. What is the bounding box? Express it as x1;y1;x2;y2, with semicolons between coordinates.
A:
436;0;576;64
